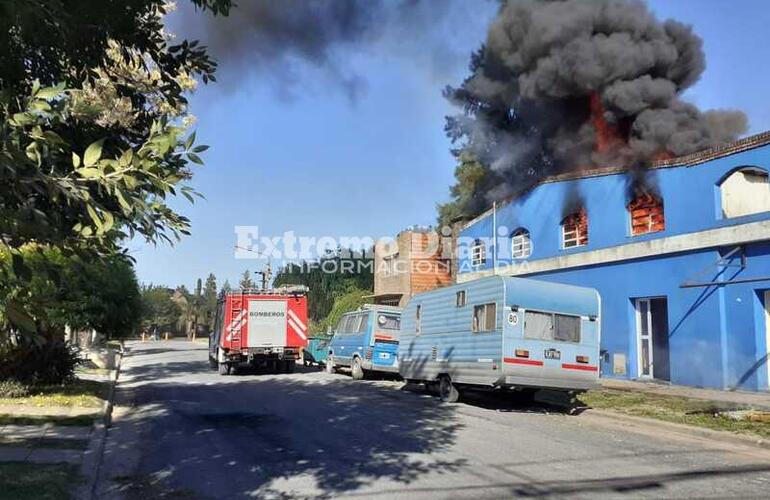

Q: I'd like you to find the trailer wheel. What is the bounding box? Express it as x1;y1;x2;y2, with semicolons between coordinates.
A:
285;360;295;374
351;357;365;380
325;355;336;374
438;375;460;403
218;362;231;376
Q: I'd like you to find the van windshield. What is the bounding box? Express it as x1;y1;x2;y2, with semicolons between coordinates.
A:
376;313;401;331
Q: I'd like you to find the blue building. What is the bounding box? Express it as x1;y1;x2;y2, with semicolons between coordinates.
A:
455;132;770;392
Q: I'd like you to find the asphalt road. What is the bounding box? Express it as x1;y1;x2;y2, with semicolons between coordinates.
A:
96;341;770;499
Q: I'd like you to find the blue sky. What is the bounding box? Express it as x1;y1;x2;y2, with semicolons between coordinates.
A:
132;0;770;290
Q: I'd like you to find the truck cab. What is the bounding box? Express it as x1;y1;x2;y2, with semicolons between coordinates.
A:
325;305;402;379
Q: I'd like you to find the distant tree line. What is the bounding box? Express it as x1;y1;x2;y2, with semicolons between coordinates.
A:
140;273;228;338
272;249;373;332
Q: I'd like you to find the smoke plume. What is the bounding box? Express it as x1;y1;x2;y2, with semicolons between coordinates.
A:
446;0;748;206
175;0;493;100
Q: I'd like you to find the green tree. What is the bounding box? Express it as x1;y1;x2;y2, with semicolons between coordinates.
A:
0;1;235;334
316;289;370;334
0;246;142;340
437;154;489;227
239;270;254;290
220;279;232;298
203;273;218;329
176;280;207;338
140;285;181;335
272;248;373;325
0;1;235;256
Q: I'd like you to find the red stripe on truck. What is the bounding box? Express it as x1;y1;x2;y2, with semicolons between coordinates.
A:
561;363;598;372
503;358;544;366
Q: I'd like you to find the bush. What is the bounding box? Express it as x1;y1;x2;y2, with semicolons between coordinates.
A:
0;380;30;398
0;339;81;385
316;288;370;333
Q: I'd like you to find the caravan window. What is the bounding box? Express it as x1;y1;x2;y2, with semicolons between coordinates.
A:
524;311;553;340
472;303;497;332
554;314;581;342
524;311;582;343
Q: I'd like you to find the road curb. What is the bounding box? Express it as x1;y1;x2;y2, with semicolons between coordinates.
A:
76;344;124;500
583;408;770;451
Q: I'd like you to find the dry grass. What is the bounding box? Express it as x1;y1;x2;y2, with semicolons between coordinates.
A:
581;389;770;439
0;378;108;408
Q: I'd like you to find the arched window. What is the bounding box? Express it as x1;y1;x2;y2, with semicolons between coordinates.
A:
561;208;588;249
719;167;770;218
511;228;532;259
470;239;486;267
628;193;665;236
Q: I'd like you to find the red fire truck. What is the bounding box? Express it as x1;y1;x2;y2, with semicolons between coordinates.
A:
209;286;309;375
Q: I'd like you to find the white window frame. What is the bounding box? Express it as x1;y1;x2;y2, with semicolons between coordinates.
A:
511;229;532;259
471;240;486;267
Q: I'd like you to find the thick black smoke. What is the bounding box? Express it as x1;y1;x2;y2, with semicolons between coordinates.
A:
175;0;493;101
446;0;748;205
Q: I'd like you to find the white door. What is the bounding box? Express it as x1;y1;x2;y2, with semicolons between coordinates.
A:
764;291;770;388
636;299;654;379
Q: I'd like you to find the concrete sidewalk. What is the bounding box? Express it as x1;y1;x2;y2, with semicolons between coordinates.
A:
0;423;91;464
600;378;770;411
1;423;92;440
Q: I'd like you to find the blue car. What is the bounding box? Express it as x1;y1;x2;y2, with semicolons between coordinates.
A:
325;305;402;379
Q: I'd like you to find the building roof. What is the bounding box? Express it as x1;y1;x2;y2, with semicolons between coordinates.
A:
542;130;770;185
462;131;770;229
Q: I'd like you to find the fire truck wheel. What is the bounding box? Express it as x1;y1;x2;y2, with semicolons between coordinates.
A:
325;356;336;374
351;357;365;380
218;362;230;376
438;375;460;403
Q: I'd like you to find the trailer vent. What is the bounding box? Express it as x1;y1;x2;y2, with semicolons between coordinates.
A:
431;345;438;361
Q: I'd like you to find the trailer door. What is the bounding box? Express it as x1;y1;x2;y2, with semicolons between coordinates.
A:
247;299;287;347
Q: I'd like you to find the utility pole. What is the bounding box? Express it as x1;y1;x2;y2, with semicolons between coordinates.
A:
235;245;272;290
255;260;272;290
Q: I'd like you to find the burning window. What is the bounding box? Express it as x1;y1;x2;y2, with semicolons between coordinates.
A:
511;228;532;259
561;209;588;249
471;239;486;267
628;193;665;236
719;167;770;218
